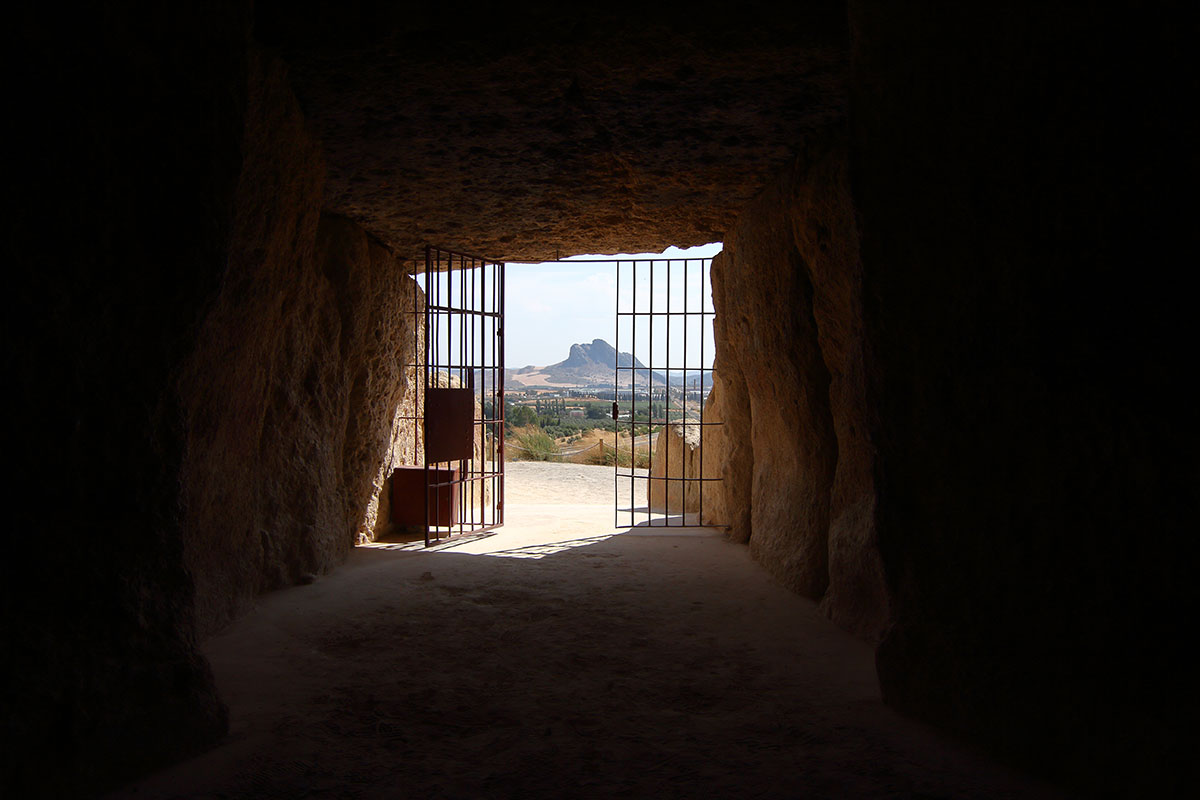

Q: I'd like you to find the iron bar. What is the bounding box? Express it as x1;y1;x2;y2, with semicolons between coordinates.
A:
427;262;434;544
614;260;624;527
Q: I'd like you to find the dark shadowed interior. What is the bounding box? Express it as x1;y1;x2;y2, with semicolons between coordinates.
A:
4;1;1194;796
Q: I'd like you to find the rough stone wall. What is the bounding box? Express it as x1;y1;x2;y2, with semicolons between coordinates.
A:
3;3;249;794
647;388;727;524
4;12;430;790
697;382;730;527
180;50;425;635
849;3;1195;793
710;316;754;544
711;133;888;640
364;356;424;543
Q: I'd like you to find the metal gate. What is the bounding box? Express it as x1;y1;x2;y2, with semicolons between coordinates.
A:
612;255;721;527
401;246;505;546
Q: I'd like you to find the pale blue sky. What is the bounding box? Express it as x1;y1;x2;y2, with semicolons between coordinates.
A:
506;242;723;368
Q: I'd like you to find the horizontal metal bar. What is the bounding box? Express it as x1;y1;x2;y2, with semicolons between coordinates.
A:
615;475;726;481
425;472;506;485
615;311;716;316
425;305;501;316
630;476;727;482
427;245;503;264
643;422;725;427
511;258;716;265
614;372;713;376
431;521;504;534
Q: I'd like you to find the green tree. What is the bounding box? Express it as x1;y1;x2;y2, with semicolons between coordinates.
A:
509;405;535;427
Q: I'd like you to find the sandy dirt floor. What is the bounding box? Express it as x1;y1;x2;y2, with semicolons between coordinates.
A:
109;463;1060;799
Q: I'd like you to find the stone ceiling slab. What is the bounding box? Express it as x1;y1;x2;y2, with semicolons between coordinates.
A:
259;2;849;262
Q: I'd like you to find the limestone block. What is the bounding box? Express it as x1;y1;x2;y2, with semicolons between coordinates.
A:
178;51;426;637
711;132;889;639
647;385;727;525
263;6;849;263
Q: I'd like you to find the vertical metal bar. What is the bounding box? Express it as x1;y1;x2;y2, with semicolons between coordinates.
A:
649;258;656;527
444;255;451;539
682;257;689;527
494;260;500;528
464;255;470;534
463;255;468;532
474;258;481;530
665;258;671;524
613;259;619;529
631;259;637;527
412;252;419;524
458;254;465;536
473;258;480;528
472;259;478;531
458;256;464;534
489;260;494;527
478;258;484;528
424;247;433;547
498;260;506;527
488;260;493;529
699;257;706;526
437;252;445;540
439;247;445;542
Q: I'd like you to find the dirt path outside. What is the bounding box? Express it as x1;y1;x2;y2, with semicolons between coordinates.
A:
109;463;1060;799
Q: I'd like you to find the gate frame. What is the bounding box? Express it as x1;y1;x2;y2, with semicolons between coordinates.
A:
537;255;722;528
407;245;506;546
611;255;721;528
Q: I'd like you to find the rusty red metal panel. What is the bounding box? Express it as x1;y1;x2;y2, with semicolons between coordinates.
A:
425;387;474;463
391;465;459;527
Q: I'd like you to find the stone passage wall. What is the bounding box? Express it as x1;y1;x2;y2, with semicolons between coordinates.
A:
711;133;888;642
4;17;429;792
179;50;424;637
848;4;1194;792
4;4;248;794
365;356;424;542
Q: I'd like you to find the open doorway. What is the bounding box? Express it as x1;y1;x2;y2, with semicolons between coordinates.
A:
503;243;724;529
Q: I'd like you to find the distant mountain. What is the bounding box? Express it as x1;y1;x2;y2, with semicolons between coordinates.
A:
553;339;645;374
476;338;714;391
551;340;714;389
503;338;655;389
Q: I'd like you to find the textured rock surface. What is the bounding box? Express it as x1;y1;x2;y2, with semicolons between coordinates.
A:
255;1;849;263
648;390;726;524
365;360;424;542
698;381;731;528
850;3;1195;793
710;288;754;545
179;50;425;634
649;422;699;514
711;132;886;641
3;3;246;794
